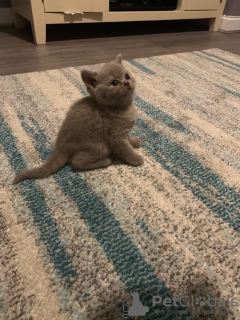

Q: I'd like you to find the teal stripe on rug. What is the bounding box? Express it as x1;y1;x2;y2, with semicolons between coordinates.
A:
191;52;240;72
128;60;156;75
201;51;240;70
59;69;87;97
133;118;240;232
134;95;192;134
214;85;240;99
17;115;191;320
151;54;240;102
0;113;77;281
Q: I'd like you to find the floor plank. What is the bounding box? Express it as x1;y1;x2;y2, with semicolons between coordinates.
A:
1;20;240;76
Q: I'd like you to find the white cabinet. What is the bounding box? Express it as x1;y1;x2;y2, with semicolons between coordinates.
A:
11;0;227;44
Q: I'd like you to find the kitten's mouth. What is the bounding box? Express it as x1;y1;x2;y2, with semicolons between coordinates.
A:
119;86;132;95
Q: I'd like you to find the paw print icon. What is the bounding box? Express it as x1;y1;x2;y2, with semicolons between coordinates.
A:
195;296;206;307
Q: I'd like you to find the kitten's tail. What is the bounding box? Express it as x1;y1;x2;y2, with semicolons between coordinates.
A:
13;151;68;184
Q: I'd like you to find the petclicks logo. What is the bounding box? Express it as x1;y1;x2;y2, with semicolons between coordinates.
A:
122;292;149;318
121;292;239;318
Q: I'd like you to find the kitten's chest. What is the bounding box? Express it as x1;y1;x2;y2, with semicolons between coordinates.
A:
101;106;138;138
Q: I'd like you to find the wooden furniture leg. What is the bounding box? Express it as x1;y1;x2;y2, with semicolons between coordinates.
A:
209;0;227;31
29;0;46;45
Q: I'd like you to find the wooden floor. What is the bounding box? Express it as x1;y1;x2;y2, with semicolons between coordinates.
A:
1;19;240;76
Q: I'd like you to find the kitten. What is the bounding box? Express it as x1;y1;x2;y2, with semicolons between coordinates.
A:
13;54;143;184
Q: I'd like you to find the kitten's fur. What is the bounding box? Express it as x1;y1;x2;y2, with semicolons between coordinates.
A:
13;54;143;184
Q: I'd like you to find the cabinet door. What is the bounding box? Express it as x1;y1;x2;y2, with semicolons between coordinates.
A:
184;0;220;10
44;0;92;12
44;0;109;12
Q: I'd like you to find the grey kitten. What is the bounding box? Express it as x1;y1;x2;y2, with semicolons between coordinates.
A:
13;54;143;184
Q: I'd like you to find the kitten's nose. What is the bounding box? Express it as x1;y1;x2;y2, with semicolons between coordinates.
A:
124;81;130;87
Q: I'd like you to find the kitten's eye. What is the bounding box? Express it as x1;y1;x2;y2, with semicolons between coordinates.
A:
125;74;130;80
112;80;119;86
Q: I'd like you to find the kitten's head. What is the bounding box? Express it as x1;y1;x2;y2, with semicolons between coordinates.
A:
81;54;136;107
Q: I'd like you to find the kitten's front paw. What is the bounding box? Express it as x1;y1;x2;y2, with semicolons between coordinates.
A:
133;138;143;149
129;136;143;149
126;154;144;166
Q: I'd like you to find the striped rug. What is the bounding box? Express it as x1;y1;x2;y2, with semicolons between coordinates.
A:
0;49;240;320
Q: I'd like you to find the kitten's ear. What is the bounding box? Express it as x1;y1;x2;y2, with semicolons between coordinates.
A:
81;70;98;89
114;54;122;64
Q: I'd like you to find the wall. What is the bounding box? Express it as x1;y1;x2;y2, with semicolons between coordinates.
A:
224;0;240;16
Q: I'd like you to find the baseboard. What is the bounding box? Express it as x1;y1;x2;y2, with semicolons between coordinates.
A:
219;15;240;32
0;8;14;25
